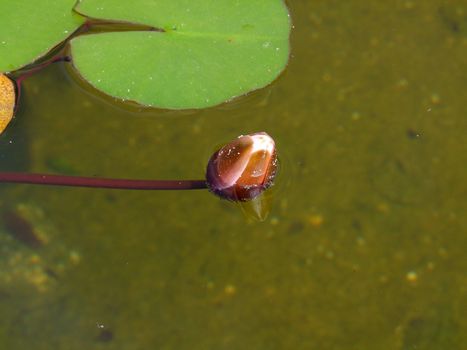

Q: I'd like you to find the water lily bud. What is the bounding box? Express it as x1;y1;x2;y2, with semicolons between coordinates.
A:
206;132;277;201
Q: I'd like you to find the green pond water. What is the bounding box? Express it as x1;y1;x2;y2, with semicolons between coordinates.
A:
1;1;466;349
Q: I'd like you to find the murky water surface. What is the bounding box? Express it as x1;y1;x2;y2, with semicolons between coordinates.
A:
1;1;466;349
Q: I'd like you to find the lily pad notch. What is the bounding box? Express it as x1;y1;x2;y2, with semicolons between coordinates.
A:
70;0;292;109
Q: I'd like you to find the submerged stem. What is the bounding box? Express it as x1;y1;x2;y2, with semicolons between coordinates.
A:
0;172;207;191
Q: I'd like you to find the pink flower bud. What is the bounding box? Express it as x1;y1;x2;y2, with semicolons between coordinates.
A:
206;132;277;201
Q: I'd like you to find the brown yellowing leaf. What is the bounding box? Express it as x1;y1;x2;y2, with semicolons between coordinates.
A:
0;74;15;134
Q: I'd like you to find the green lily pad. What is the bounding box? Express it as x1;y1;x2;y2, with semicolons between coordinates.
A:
71;0;291;109
0;0;84;73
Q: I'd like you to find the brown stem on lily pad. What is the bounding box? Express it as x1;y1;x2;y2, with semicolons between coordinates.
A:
79;19;163;34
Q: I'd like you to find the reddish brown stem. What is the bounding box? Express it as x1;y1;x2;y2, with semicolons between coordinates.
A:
15;56;70;85
12;55;70;111
0;172;207;191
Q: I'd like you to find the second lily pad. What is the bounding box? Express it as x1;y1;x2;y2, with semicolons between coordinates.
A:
71;0;291;109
